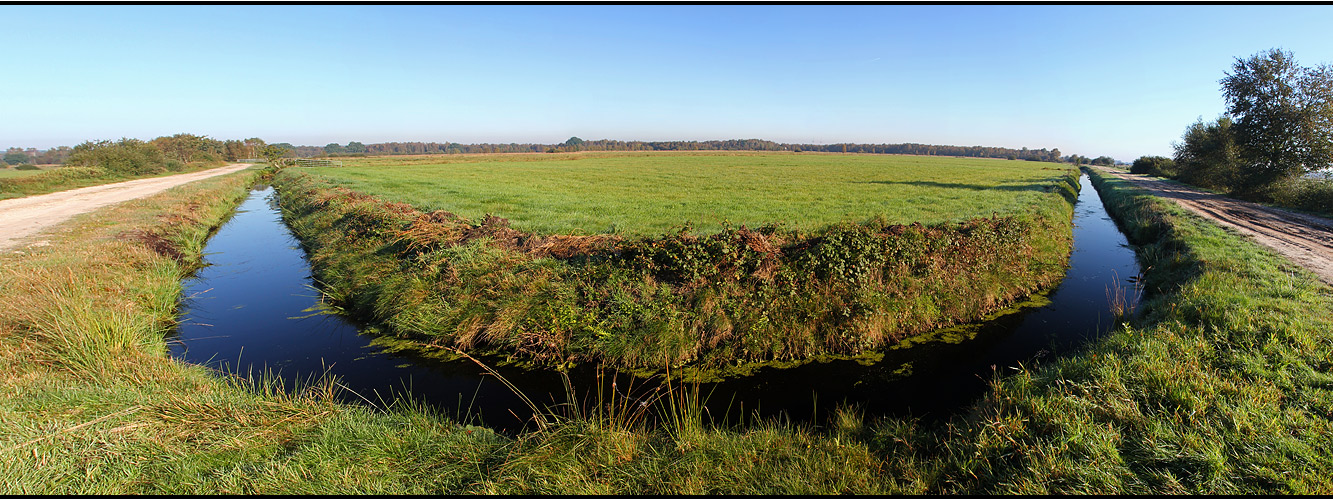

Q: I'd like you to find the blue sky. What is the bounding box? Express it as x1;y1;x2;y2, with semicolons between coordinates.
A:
5;5;1333;160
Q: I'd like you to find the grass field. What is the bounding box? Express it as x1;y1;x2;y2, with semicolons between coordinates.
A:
0;166;50;178
8;158;1333;493
0;166;917;494
920;167;1333;494
304;152;1071;236
276;153;1079;370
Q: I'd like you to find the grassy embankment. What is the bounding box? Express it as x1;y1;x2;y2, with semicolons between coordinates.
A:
0;162;224;201
276;153;1080;372
0;165;912;494
914;167;1333;493
7;158;1333;494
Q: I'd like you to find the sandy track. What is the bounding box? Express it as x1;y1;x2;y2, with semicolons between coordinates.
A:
1094;166;1333;286
0;163;253;252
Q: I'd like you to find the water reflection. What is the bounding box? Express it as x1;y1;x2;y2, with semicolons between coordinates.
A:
171;174;1139;431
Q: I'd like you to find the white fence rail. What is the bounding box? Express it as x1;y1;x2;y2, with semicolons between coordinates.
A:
292;158;343;167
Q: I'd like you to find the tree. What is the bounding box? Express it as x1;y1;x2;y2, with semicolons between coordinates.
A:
35;146;72;165
3;151;30;165
1221;48;1333;186
1090;156;1116;166
242;138;266;159
324;143;347;155
1173;116;1243;191
260;144;292;166
345;141;367;154
151;133;223;164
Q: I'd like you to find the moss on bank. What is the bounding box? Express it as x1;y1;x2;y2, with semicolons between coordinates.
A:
272;167;1079;371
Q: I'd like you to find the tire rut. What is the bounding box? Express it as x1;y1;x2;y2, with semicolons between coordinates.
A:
1094;166;1333;287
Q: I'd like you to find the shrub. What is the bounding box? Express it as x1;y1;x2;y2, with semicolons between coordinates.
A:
1130;156;1176;178
65;139;168;176
14;164;40;171
1266;177;1333;216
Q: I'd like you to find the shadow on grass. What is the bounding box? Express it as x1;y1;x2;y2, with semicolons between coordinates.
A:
863;179;1080;206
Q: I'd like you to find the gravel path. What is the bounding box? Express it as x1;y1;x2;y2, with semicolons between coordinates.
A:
0;163;253;252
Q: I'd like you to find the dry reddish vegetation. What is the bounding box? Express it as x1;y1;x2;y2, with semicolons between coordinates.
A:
276;166;1079;371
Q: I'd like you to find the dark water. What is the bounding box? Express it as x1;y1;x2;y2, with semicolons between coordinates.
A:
171;174;1139;431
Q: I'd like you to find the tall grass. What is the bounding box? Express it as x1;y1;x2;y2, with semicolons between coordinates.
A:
0;164;915;494
273;157;1080;372
10;153;1330;494
916;167;1333;494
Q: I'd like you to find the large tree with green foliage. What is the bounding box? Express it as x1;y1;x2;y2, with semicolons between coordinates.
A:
1221;48;1333;187
1173;116;1244;191
260;144;292;166
3;150;30;165
151;133;223;164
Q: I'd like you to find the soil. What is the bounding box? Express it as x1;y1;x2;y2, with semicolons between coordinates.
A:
0;163;253;252
1094;166;1333;287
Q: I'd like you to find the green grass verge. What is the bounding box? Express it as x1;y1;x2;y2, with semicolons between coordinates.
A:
273;156;1079;372
0;164;916;494
305;152;1071;236
919;167;1333;494
11;159;1330;494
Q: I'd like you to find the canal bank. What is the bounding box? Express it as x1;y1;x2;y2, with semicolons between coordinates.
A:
171;172;1138;429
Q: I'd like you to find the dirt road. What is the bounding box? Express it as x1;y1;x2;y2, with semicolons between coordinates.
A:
1094;166;1333;286
0;163;253;252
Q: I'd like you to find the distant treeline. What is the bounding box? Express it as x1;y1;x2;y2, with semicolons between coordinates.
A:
10;136;1091;166
310;137;1070;162
5;134;270;167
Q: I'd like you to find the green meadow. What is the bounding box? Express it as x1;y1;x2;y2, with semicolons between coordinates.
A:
0;167;48;179
276;153;1079;370
304;152;1070;236
8;162;1333;494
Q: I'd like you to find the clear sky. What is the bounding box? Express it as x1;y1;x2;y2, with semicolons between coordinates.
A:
5;5;1333;160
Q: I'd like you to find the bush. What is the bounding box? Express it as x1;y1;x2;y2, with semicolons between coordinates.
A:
65;139;168;176
1266;177;1333;216
1130;156;1175;177
14;164;40;171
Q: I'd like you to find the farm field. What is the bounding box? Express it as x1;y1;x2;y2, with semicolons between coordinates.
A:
0;166;49;178
303;152;1073;236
